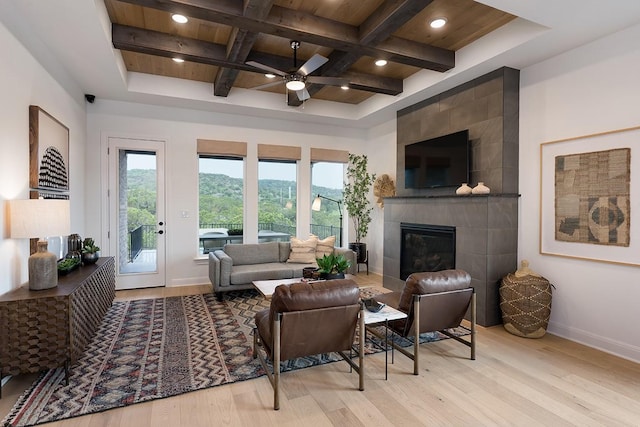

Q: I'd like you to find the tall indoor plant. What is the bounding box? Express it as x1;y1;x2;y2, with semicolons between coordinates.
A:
343;153;376;263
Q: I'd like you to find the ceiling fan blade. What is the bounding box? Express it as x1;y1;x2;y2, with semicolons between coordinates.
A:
296;88;310;101
297;54;328;76
245;61;286;77
307;76;349;87
251;80;284;90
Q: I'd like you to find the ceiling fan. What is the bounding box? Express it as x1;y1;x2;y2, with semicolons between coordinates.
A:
246;41;349;101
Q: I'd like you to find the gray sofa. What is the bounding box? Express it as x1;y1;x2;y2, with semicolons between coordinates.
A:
209;241;357;300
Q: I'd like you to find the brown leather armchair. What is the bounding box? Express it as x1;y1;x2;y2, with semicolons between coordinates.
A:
373;269;476;375
253;279;365;410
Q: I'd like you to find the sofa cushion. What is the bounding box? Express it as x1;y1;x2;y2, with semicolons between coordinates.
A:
314;235;336;259
286;236;318;264
278;242;291;263
224;241;280;265
230;262;294;285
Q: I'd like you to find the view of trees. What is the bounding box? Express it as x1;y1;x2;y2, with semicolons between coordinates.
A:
126;169;344;233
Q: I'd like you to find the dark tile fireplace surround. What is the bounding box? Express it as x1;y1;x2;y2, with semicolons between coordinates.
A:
383;67;520;327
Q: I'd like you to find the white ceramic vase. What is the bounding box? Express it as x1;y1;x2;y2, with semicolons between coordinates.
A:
472;182;490;194
455;183;472;195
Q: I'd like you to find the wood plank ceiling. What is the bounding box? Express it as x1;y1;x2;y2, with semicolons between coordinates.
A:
105;0;515;106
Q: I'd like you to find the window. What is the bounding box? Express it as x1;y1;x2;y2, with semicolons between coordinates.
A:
198;156;244;254
257;160;296;242
311;162;344;246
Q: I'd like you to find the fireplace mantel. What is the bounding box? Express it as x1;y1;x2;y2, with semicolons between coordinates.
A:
383;194;519;326
387;193;520;200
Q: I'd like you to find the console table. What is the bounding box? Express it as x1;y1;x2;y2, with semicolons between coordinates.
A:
0;257;115;394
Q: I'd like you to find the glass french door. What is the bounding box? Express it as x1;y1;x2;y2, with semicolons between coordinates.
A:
108;137;166;289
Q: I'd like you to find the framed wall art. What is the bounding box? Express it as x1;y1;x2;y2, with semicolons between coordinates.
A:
29;105;70;200
540;125;639;266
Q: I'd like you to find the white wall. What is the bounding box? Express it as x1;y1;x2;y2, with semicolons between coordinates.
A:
365;118;397;275
0;21;86;295
85;100;368;287
519;23;640;362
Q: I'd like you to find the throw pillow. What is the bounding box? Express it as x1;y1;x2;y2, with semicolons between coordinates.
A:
314;235;336;259
287;236;318;264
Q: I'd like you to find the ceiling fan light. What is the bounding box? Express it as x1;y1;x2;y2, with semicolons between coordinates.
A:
430;18;447;28
171;14;188;24
286;80;306;91
375;59;387;67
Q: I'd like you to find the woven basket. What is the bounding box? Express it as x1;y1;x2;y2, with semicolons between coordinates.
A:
499;273;552;338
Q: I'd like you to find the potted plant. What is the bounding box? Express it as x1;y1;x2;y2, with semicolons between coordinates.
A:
81;237;100;265
343;153;376;263
316;253;351;280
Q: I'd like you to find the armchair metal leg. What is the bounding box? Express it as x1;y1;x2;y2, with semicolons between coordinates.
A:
358;309;365;391
274;316;281;410
413;296;420;375
470;292;476;360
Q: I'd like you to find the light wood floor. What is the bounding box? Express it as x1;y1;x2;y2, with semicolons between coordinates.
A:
2;273;639;426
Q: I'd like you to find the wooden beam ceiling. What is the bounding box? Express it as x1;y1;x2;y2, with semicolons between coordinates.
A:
112;24;404;95
113;0;454;71
290;0;434;105
107;0;514;107
213;0;274;97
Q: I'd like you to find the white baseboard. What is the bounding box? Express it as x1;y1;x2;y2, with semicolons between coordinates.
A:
548;321;640;363
169;277;210;287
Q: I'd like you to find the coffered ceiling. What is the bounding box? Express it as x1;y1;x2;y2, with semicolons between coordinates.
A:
3;1;640;127
104;0;515;106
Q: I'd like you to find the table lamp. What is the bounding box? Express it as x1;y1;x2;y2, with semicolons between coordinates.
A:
9;199;71;290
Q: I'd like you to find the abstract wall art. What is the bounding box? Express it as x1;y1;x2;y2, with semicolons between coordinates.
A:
540;126;639;266
29;105;70;200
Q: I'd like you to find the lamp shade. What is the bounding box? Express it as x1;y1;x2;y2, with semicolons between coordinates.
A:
311;196;322;211
9;199;71;239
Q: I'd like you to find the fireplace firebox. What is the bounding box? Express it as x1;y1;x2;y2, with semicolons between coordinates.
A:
400;223;455;280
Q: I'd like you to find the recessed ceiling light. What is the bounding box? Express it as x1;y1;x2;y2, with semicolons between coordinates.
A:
265;73;276;79
430;18;447;29
172;14;188;24
341;85;349;90
375;59;387;67
172;57;185;63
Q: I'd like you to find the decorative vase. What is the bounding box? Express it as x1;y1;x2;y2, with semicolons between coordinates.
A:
472;182;490;194
82;252;99;265
303;267;318;279
67;233;83;259
455;183;472;195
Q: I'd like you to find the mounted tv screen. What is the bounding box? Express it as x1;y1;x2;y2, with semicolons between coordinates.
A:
404;130;470;189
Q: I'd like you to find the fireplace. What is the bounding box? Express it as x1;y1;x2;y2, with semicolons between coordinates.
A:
400;223;455;280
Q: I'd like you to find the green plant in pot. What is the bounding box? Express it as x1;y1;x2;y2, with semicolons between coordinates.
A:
343;153;376;263
316;253;351;280
81;237;100;265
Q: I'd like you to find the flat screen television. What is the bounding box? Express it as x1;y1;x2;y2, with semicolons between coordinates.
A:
404;129;470;189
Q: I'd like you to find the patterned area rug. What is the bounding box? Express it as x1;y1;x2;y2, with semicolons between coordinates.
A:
3;293;261;427
3;287;464;426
